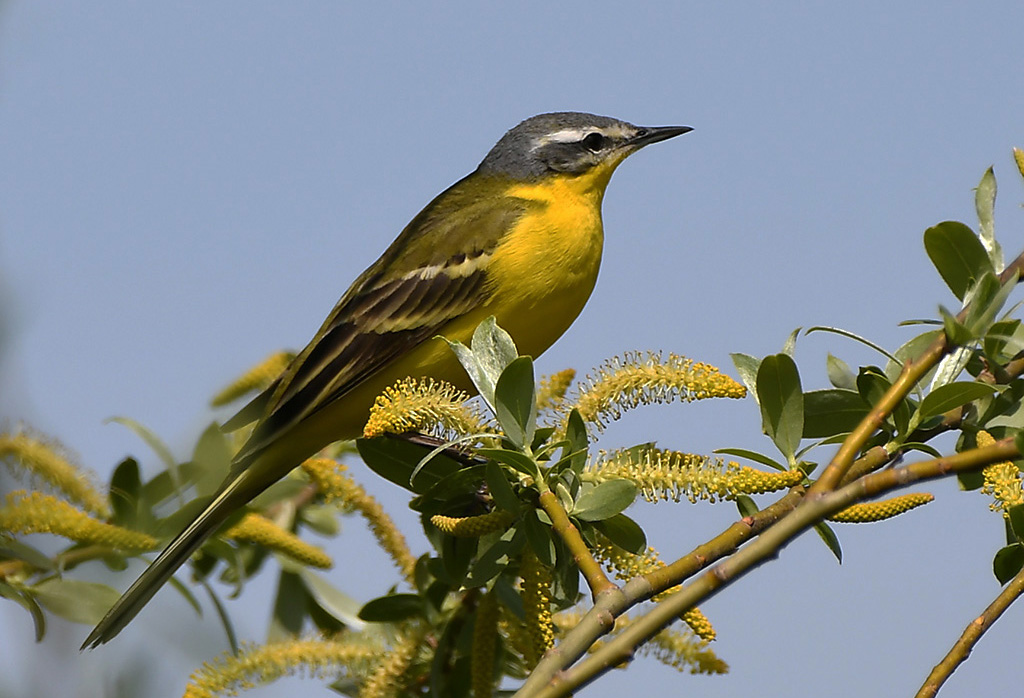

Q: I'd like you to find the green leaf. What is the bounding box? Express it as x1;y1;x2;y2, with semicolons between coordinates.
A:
485;461;521;513
466;527;524;587
826;354;856;390
445;316;518;409
730;353;761;402
562;409;589;474
1007;504;1024;543
521;509;555;566
572;480;638;521
409;463;488;513
813;521;842;564
714;447;787;472
191;422;234;497
356;437;461;494
993;544;1024;585
806;326;898;363
918;382;998;419
964;270;1018;337
438;533;477;587
108;416;185;505
734;495;759;518
0;582;47;641
983;319;1024;359
358;593;425;622
886;330;943;383
756;354;804;462
940;306;974;346
493;356;537;449
591;514;646;554
803;389;869;439
477;448;540;479
975;166;1003;270
856;367;909;436
269;569;308;641
300;569;365;628
32;578;121;625
0;540;56;572
924;221;994;300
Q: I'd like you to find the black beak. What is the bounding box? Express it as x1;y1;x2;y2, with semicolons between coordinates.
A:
633;124;693;147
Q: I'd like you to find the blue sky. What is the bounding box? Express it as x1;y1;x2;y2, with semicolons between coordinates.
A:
2;3;1024;697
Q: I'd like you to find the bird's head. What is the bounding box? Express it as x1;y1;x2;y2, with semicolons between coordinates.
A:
477;112;691;182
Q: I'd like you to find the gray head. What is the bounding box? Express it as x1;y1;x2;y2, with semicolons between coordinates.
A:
477;112;691;179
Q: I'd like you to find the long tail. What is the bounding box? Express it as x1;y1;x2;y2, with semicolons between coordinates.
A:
80;468;257;649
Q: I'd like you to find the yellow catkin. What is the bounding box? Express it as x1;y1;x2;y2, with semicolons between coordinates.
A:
301;459;416;583
0;490;155;551
226;513;332;569
471;591;500;698
430;510;516;538
183;638;379;698
640;623;728;675
592;538;717;640
587;448;802;503
210;351;294;407
362;377;484;439
977;430;1024;516
359;631;422;698
567;352;746;432
575;611;727;675
301;458;351;504
829;493;934;523
520;551;554;666
680;607;716;642
0;431;109;517
535;368;577;412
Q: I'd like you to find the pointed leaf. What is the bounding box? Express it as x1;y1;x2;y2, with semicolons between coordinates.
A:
301;569;366;628
826;354;856;390
591;514;646;554
356;437;461;494
714;447;787;472
465;526;524;587
803;389;869;439
730;353;761;402
572;480;637;521
493;356;536;448
32;579;121;625
924;221;993;301
359;593;425;622
756;354;803;461
813;521;842;564
1008;504;1024;543
918;382;998;419
975;166;1003;271
485;460;520;513
735;495;759;518
445;317;518;409
993;544;1024;585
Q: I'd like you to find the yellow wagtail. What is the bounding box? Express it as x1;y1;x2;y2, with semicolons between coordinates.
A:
82;112;690;648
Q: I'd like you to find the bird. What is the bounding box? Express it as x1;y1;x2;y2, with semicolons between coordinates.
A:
82;111;691;648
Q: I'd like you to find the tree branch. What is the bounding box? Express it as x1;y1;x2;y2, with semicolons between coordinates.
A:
915;563;1024;698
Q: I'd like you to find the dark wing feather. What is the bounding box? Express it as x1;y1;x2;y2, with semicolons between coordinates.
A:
229;174;534;465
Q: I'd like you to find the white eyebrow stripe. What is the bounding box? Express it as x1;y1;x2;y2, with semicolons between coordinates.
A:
542;128;591;144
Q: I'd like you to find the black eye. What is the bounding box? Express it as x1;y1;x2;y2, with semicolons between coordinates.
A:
582;132;607;152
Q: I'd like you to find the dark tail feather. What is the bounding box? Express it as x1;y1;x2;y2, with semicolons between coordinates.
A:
80;470;252;649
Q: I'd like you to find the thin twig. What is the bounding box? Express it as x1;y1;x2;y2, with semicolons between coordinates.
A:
915;564;1024;698
536;490;616;597
521;439;1019;698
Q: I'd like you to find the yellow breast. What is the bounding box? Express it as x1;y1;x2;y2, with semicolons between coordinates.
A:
483;169;609;358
